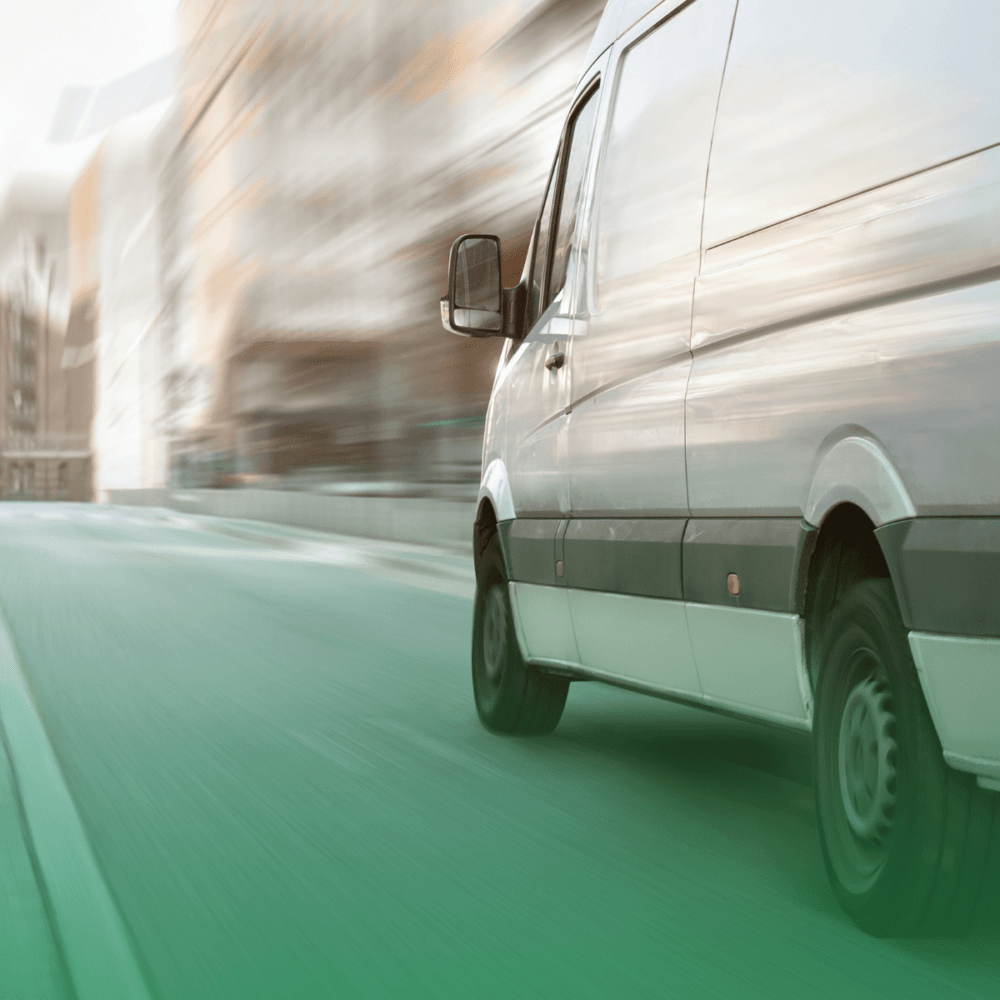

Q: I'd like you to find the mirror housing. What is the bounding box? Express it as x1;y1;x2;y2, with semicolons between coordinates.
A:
442;234;522;339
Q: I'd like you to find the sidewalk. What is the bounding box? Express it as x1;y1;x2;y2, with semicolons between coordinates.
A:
0;732;71;998
106;487;478;550
186;513;478;599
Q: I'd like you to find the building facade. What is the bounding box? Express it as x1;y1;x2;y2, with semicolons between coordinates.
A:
164;0;605;490
0;180;93;501
62;0;605;495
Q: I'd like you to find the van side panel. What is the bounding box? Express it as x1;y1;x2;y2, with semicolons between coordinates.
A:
702;0;1000;247
583;0;625;68
688;0;1000;520
689;279;1000;517
687;201;1000;524
695;151;1000;356
568;0;737;517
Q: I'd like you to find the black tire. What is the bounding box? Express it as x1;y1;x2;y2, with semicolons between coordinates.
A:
471;532;569;734
814;578;998;937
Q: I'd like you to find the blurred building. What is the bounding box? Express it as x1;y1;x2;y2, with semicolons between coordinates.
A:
165;0;604;491
57;0;604;496
62;55;183;496
0;178;93;500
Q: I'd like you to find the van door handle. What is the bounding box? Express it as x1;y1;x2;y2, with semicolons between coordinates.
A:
545;351;565;371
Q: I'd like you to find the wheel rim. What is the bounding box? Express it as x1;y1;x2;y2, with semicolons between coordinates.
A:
481;586;507;691
839;673;898;842
828;649;899;893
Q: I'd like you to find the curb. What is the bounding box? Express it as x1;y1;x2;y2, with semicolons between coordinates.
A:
0;605;154;1000
105;487;477;549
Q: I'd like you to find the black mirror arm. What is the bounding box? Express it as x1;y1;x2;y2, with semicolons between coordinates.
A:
502;283;525;341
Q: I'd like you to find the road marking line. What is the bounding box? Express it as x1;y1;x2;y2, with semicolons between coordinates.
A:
0;607;153;1000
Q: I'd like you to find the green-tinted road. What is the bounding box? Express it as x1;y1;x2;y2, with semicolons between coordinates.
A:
0;727;71;997
0;503;996;999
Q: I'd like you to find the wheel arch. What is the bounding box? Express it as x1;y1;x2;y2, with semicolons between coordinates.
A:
804;432;916;528
799;431;917;687
801;502;897;693
476;459;515;581
478;458;515;524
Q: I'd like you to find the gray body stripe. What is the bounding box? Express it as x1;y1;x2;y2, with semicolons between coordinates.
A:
498;519;559;586
682;518;805;614
500;516;808;613
562;518;684;599
877;517;1000;637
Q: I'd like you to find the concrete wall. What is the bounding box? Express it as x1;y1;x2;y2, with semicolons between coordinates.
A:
107;487;476;549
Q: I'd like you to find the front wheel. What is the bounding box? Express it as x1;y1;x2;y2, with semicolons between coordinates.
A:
814;578;997;937
471;533;568;734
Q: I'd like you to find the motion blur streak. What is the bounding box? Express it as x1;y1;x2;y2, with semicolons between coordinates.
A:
0;2;997;997
0;1;611;504
0;504;995;998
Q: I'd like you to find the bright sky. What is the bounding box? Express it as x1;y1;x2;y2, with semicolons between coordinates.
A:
0;0;180;201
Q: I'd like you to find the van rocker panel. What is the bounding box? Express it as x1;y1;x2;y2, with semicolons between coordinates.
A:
507;584;814;732
509;582;579;665
685;602;812;729
567;587;700;694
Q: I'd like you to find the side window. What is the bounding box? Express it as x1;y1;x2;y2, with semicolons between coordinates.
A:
548;88;600;306
524;84;600;333
526;153;560;333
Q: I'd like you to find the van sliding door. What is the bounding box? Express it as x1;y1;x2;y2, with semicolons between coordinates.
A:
566;0;735;520
563;0;737;695
503;64;604;668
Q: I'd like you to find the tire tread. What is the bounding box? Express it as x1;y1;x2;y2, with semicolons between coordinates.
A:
472;534;569;736
815;578;997;937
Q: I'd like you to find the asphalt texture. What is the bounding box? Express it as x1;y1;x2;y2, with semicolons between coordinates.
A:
0;503;997;999
0;723;71;998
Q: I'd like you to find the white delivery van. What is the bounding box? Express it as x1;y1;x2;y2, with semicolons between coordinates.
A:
441;0;1000;936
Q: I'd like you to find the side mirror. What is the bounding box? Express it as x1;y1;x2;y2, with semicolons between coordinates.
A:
442;234;507;337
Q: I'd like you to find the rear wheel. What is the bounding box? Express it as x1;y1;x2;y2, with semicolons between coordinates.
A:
814;578;997;936
472;533;568;734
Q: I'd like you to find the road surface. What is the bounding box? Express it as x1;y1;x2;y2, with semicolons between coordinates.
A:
0;503;996;999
